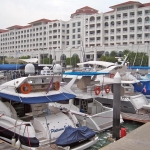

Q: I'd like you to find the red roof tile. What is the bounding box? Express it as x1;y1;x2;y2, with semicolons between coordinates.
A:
104;10;115;14
28;18;51;24
0;29;8;33
140;3;150;7
6;25;24;29
109;1;142;9
71;6;98;18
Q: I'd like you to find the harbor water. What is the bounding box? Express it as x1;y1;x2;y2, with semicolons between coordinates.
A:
87;120;143;150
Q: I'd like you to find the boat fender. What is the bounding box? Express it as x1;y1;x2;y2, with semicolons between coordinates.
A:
110;74;115;78
94;86;101;95
15;138;21;148
11;137;16;146
105;85;111;94
54;81;60;91
82;118;87;126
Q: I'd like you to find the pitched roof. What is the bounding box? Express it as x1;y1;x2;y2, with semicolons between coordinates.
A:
109;1;142;9
0;29;8;33
28;18;51;24
70;6;98;18
104;10;114;14
6;25;24;29
140;2;150;7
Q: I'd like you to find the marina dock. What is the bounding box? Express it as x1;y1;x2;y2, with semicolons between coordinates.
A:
100;122;150;150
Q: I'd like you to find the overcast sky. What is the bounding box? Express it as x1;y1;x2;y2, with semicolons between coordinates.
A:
0;0;150;29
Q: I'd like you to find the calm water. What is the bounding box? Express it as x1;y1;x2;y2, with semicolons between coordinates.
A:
87;120;143;150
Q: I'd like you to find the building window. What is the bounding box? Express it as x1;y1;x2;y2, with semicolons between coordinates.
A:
72;35;75;39
72;29;75;33
72;23;76;27
78;40;80;44
67;24;69;28
78;28;81;32
72;41;75;45
78;22;81;26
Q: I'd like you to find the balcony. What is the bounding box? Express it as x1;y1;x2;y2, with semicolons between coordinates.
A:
90;27;95;29
116;31;121;34
110;32;114;34
123;38;127;40
130;30;135;32
137;22;142;24
130;37;134;40
110;39;114;41
105;26;109;28
105;33;108;35
137;30;142;32
130;15;135;17
111;17;114;20
116;24;121;26
123;16;128;18
117;17;121;20
123;23;128;26
97;26;101;28
89;40;95;42
89;34;95;36
145;29;150;32
97;19;101;22
137;14;142;16
110;25;114;28
130;23;134;25
145;21;150;24
116;38;121;41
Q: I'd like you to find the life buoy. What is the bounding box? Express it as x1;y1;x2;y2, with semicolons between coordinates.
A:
20;83;32;94
110;74;115;78
94;86;101;95
54;81;60;91
105;85;111;94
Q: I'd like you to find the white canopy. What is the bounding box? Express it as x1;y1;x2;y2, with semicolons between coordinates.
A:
19;58;38;63
77;61;115;68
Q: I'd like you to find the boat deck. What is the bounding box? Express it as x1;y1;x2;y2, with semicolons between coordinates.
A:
121;112;150;123
100;122;150;150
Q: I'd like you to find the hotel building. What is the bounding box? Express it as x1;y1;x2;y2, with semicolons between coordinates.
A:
0;1;150;62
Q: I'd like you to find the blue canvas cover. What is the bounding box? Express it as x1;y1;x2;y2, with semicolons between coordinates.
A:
55;126;96;146
63;71;109;76
0;92;76;104
0;64;25;70
128;66;150;70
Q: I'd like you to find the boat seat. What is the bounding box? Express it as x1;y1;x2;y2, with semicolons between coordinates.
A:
142;104;150;110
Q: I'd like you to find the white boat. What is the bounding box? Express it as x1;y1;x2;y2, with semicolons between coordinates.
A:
56;71;123;132
63;59;150;123
0;64;98;150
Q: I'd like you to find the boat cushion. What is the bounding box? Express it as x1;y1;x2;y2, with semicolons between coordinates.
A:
142;104;150;110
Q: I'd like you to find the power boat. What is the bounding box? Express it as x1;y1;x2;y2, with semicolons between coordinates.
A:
56;71;123;132
0;64;98;150
94;75;150;123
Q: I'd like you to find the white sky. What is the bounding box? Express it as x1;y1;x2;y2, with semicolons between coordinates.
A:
0;0;150;29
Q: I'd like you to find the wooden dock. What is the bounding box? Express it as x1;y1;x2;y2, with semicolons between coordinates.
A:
100;122;150;150
121;112;150;123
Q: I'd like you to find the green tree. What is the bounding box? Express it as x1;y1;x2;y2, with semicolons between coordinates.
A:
20;55;30;59
65;56;80;67
110;51;118;57
41;58;53;64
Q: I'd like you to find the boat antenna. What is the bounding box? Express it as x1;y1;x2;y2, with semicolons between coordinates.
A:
121;53;129;66
133;43;140;66
140;44;146;66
